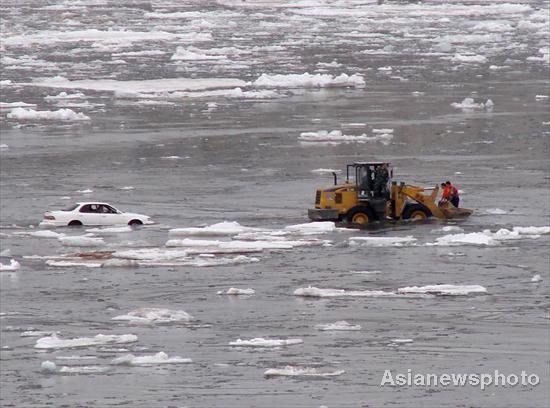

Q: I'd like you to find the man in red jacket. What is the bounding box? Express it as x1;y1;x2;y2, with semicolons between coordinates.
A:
446;181;460;207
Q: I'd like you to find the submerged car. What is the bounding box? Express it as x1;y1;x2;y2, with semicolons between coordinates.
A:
39;202;154;227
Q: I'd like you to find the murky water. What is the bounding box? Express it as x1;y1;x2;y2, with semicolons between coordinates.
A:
1;1;549;407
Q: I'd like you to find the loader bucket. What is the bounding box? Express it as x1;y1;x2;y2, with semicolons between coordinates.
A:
438;202;473;219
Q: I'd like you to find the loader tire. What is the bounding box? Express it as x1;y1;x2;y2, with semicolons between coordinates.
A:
402;204;432;220
346;206;376;225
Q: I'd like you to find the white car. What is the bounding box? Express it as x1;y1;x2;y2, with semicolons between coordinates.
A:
39;202;154;227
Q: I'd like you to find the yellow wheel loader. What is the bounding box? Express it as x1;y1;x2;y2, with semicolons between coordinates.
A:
308;162;472;225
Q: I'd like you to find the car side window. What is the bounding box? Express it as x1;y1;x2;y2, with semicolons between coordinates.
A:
104;205;118;214
79;204;92;213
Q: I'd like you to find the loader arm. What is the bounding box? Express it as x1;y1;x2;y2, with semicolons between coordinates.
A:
392;183;446;219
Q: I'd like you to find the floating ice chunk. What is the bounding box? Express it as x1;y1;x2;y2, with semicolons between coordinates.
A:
391;338;414;344
160;155;182;160
450;53;487;63
0;249;11;257
0;259;20;271
316;321;361;331
349;236;417;247
169;221;257;236
230;338;303;347
58;235;105;247
531;274;542;282
397;284;487;296
0;80;13;86
112;308;193;324
512;226;550;235
432;226;464;233
485;208;508;215
86;226;132;234
41;361;57;373
252;72;365;88
21;330;59;337
284;222;337;234
46;260;102;268
76;188;93;193
294;286;394;298
112;352;192;366
264;366;345;378
298;130;393;145
101;259;139;268
55;355;98;361
0;144;8;151
44;91;86;100
218;240;295;250
219;287;255;295
35;334;138;349
372;128;394;134
434;232;497;246
118;186;135;190
451;97;493;111
29;230;65;238
6;107;90;121
59;365;110;374
171;46;228;61
166;238;223;247
0;101;37;110
535;95;549;101
434;227;549;246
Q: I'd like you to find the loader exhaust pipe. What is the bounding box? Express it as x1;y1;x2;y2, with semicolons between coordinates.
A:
332;172;338;185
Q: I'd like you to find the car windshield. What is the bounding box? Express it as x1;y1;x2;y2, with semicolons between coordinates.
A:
62;203;79;211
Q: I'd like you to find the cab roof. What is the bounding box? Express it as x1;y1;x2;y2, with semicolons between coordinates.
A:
351;161;391;166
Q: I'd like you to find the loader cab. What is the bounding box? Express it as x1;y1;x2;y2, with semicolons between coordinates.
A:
347;162;393;199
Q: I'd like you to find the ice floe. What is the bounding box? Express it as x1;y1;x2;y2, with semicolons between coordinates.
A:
316;321;361;331
29;230;66;238
35;334;138;349
229;338;303;347
252;73;365;88
531;274;542;283
390;338;414;344
284;221;337;235
86;226;133;234
349;236;417;247
298;130;393;145
0;259;20;271
169;221;259;236
45;260;102;268
397;284;487;296
6;107;90;121
112;352;192;366
451;98;494;111
41;359;110;374
112;308;193;324
101;259;139;268
58;235;105;247
484;208;508;215
294;287;395;298
432;226;550;246
431;226;464;233
219;288;255;295
264;366;345;378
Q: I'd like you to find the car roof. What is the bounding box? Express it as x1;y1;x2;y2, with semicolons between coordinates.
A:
75;202;114;206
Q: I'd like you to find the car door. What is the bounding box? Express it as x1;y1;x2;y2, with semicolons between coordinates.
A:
78;204;103;225
98;205;125;225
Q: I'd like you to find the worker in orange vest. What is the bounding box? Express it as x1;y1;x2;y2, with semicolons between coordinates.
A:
445;181;460;207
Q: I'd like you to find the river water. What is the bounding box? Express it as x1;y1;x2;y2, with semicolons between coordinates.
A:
1;1;549;407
